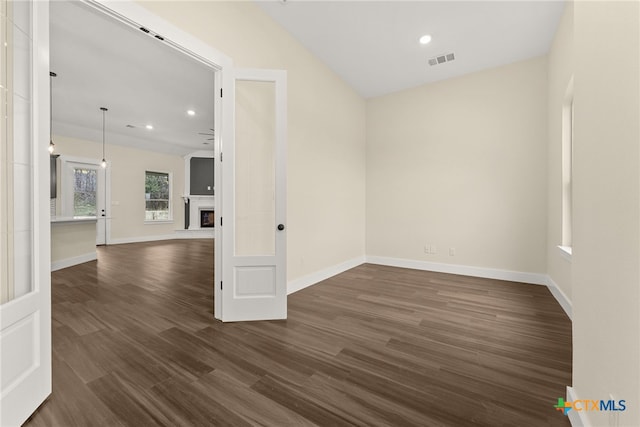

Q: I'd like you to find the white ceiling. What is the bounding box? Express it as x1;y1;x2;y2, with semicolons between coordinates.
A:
50;1;215;156
50;1;565;156
256;0;565;98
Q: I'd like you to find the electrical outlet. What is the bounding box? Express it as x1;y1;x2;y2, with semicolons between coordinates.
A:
425;244;437;254
449;247;456;256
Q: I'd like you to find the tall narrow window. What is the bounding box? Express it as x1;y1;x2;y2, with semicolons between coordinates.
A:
145;171;171;221
561;79;574;254
73;168;97;217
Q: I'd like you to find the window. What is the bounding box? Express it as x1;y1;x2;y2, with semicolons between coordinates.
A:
145;171;171;221
73;168;97;217
560;78;574;257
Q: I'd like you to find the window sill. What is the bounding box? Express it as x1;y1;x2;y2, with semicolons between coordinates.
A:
144;220;174;225
557;245;572;262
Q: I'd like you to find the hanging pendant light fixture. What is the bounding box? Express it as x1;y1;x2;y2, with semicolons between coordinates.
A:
100;107;108;168
49;72;57;153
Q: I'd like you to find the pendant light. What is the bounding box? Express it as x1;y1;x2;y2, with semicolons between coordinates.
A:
48;72;57;153
100;107;108;168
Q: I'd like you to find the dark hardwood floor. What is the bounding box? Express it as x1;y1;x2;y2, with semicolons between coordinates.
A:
25;239;571;426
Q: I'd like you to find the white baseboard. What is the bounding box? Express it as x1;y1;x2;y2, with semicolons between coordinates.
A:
365;255;548;286
287;256;366;295
173;229;215;239
567;386;590;427
109;234;178;245
109;231;213;245
546;275;573;320
51;252;97;272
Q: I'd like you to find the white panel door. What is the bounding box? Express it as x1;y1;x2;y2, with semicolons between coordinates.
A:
0;0;52;425
221;68;286;321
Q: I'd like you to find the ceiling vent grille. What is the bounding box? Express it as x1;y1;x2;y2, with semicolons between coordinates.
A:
429;52;455;67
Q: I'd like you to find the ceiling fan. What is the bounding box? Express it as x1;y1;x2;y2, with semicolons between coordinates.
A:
198;128;214;140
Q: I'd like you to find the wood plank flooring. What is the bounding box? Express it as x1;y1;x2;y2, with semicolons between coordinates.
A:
25;239;571;426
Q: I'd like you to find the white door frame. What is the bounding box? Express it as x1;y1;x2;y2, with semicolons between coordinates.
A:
59;155;110;245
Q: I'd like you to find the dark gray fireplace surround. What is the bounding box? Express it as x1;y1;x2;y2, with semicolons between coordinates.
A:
185;157;214;229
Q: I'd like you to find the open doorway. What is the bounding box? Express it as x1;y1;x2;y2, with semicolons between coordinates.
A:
59;157;108;245
49;0;221;310
50;0;289;321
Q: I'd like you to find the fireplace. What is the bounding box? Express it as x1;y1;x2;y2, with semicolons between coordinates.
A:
200;209;215;228
187;195;214;230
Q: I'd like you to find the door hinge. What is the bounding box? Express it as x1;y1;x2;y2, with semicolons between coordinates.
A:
220;88;223;97
220;281;223;290
220;152;222;162
220;217;223;226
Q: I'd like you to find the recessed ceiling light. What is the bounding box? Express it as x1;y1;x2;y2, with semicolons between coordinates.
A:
145;124;153;130
419;34;432;45
187;110;196;116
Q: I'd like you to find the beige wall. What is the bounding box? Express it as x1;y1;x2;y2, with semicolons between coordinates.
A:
571;1;640;426
53;135;185;242
139;1;367;283
51;221;96;265
366;57;548;274
547;3;573;300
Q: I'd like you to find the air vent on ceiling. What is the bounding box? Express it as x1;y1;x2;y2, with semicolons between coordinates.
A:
428;52;455;67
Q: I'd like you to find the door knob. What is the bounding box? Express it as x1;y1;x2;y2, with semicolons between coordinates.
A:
277;224;285;231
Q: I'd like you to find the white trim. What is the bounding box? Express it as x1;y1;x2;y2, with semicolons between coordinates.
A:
91;0;231;70
187;196;215;230
144;170;173;222
109;233;191;245
566;386;590;427
51;252;97;272
287;256;366;295
50;216;97;224
110;230;213;245
546;275;573;320
286;255;573;321
59;155;111;244
558;245;573;262
58;155;102;218
173;229;215;239
110;234;178;245
365;256;548;285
